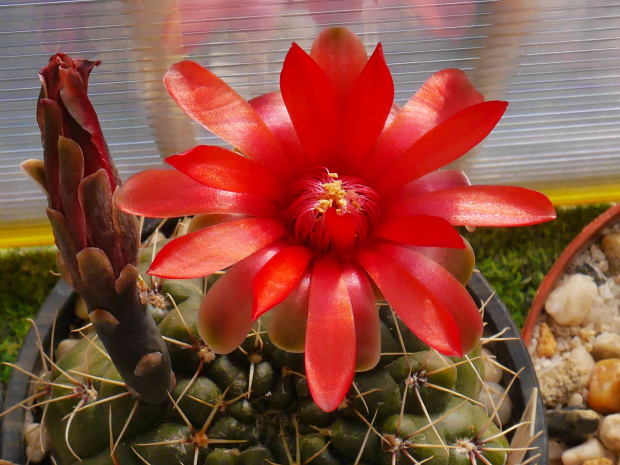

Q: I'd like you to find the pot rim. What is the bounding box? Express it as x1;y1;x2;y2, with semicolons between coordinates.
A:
522;202;620;347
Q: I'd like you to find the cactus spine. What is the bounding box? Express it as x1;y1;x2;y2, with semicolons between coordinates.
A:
23;238;515;465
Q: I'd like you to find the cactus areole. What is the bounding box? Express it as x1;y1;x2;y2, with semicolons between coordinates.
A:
22;53;173;404
115;27;556;412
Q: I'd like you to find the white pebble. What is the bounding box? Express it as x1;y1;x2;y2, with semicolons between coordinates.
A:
24;422;52;463
582;305;617;333
55;338;79;361
591;244;607;263
582;388;589;404
581;327;597;343
602;233;620;273
546;274;598;326
562;438;607;465
478;382;512;427
555;323;572;338
74;296;88;320
482;349;503;383
549;440;565;460
569;345;596;379
567;392;584;407
600;413;620;451
592;332;620;360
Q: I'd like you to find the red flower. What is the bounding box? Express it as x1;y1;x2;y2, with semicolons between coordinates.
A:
117;27;555;412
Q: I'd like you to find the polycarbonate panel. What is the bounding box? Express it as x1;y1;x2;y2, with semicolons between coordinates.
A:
1;0;620;245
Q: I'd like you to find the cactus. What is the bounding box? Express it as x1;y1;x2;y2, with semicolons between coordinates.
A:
26;241;515;465
14;25;555;465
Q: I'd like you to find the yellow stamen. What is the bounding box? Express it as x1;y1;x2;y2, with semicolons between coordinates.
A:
317;174;355;215
316;198;333;215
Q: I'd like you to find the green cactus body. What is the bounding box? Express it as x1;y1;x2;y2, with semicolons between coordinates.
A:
388;351;458;415
452;344;485;401
38;270;513;465
378;413;449;465
437;399;509;465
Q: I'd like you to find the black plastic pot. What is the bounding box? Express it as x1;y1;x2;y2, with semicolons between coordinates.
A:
1;280;76;464
0;272;548;464
468;271;549;465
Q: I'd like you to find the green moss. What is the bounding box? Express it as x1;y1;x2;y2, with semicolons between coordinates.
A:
465;204;612;328
0;246;59;385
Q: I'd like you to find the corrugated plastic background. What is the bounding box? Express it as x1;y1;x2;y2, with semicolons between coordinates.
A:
1;0;620;245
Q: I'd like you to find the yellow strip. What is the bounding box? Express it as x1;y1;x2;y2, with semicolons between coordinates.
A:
0;221;55;248
2;183;620;248
539;183;620;207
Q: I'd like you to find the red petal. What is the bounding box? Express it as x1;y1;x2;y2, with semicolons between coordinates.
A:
38;99;63;211
372;243;482;354
57;136;87;250
252;245;312;320
355;248;462;356
342;262;381;372
280;43;339;167
374;101;508;196
249;92;305;176
341;44;394;174
373;215;464;249
306;257;356;412
383;102;400;131
309;27;368;105
267;272;311;353
365;68;484;180
197;242;286;353
166;145;284;201
116;170;278;219
385;185;557;227
59;66;118;189
406;243;475;287
325;208;357;253
385;170;471;207
148;217;287;279
164;61;292;178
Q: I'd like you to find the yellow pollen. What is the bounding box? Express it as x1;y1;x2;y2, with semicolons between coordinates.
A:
316;177;351;215
316;198;333;214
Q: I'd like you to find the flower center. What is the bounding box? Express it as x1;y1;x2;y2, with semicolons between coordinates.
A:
283;167;380;253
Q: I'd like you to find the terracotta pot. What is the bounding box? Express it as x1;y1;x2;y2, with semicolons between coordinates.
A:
522;202;620;346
